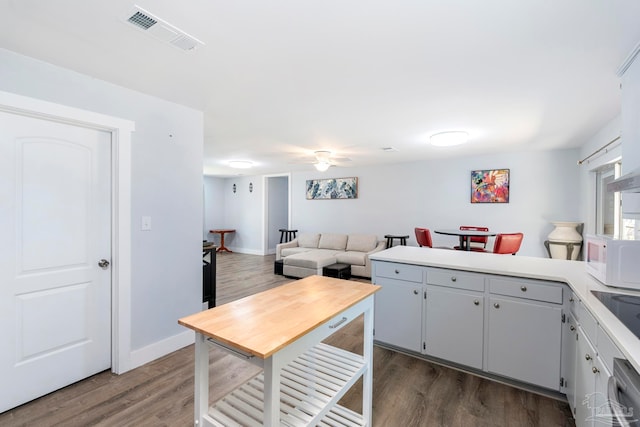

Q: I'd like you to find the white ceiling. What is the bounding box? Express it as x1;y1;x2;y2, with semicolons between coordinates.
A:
2;0;640;176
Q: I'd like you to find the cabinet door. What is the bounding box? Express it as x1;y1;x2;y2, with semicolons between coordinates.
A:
424;286;484;370
374;278;422;353
563;314;578;417
574;327;597;427
487;296;562;390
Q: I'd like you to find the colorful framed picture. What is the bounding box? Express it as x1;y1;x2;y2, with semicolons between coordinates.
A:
471;169;509;203
306;177;358;200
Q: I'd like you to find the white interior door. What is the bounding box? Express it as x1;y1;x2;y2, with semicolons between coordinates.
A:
0;111;111;412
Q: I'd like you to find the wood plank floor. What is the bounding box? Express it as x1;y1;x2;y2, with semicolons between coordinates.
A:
0;252;575;426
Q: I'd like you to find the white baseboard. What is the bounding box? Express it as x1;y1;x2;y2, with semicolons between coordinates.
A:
128;330;194;371
227;246;264;255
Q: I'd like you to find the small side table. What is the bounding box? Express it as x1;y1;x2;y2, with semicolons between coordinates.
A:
385;234;409;248
322;263;351;280
209;229;236;253
279;228;298;243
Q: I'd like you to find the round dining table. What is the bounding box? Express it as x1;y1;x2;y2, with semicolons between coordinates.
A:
434;229;497;251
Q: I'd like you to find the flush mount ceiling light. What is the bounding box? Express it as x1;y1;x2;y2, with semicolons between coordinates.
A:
430;131;469;147
228;160;253;169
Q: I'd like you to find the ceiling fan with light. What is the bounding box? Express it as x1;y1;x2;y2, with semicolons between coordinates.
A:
310;150;352;171
286;148;354;171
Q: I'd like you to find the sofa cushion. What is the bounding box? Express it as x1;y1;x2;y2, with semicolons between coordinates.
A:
318;233;348;250
297;233;321;248
336;251;367;266
283;250;339;269
281;247;313;257
346;234;378;253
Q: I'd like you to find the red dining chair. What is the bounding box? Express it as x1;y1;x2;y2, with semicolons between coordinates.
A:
454;226;489;251
414;227;434;248
493;233;524;255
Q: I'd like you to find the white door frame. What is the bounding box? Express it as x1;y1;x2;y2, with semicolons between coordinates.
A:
262;173;291;255
0;90;135;374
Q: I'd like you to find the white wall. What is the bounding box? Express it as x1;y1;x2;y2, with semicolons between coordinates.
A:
203;175;226;240
0;49;203;365
203;175;265;254
290;149;581;257
204;148;582;258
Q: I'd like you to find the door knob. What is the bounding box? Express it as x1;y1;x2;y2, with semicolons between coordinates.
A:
98;259;110;269
493;303;500;309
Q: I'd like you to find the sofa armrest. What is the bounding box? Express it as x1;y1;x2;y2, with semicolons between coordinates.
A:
362;240;387;277
276;239;299;260
368;240;387;255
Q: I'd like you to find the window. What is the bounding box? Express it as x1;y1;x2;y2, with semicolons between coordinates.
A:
595;162;621;236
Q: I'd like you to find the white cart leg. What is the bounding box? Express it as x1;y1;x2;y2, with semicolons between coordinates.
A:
263;355;283;426
363;304;374;426
194;333;209;426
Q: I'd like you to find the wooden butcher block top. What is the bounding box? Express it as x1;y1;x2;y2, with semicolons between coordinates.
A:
178;275;380;359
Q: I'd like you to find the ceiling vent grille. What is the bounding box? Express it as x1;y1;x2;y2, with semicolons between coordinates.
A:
128;11;157;30
123;5;204;52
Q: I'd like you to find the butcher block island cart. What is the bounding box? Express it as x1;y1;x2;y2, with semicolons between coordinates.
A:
178;275;380;427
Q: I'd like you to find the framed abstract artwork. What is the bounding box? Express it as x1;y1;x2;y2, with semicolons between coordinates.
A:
471;169;510;203
306;177;358;200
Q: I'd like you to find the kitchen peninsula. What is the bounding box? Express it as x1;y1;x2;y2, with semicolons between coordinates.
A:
370;246;640;424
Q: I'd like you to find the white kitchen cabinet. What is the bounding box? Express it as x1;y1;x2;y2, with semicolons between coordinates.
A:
372;260;568;392
572;306;624;427
563;313;578;416
574;326;614;427
424;285;484;369
487;295;563;390
374;277;423;353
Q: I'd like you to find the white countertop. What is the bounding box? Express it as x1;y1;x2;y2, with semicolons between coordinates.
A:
370;246;640;373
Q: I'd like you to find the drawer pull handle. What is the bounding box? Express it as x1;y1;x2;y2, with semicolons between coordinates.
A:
473;300;480;306
520;286;527;292
585;354;592;361
592;366;600;374
569;297;574;302
493;303;500;309
329;317;348;329
570;325;576;331
413;290;419;295
395;269;400;274
451;276;457;282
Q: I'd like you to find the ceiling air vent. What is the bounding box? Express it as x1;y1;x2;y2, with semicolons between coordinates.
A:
123;5;204;52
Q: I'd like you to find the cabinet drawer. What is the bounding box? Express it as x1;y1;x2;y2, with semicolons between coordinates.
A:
568;291;578;316
597;325;623;373
427;268;485;292
374;262;423;283
576;301;597;343
489;278;563;304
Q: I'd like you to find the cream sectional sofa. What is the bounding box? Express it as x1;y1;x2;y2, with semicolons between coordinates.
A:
276;233;386;278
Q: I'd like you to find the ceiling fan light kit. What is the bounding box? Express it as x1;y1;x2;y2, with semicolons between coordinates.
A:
430;131;469;147
314;161;331;172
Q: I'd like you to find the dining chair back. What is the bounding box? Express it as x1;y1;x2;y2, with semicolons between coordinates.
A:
460;225;489;247
452;226;489;251
414;227;433;248
493;233;524;255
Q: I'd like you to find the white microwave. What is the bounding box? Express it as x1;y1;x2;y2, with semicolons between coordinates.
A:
585;234;640;290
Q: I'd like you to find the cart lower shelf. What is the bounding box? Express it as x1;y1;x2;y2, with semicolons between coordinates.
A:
205;343;366;427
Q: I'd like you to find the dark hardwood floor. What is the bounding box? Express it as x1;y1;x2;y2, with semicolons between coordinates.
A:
0;252;575;426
